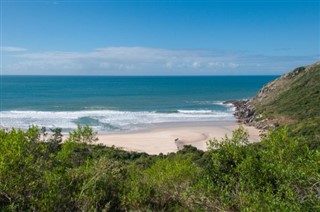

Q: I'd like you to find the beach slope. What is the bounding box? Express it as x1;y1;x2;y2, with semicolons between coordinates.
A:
97;123;260;154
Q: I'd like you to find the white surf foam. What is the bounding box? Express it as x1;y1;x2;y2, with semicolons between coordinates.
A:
0;109;234;132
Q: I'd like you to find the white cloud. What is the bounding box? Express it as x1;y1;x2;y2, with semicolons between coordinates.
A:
1;46;27;52
2;46;318;75
192;62;201;68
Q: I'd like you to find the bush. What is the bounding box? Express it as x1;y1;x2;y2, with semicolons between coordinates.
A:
121;155;202;211
0;127;48;210
1;125;319;210
203;127;320;211
67;124;98;144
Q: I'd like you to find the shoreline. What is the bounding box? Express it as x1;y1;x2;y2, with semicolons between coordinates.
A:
97;120;236;135
1;113;262;155
1;119;261;155
95;120;261;155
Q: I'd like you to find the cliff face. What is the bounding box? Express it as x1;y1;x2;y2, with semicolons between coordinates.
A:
228;61;320;133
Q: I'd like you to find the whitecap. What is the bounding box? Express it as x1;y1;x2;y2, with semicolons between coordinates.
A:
0;109;234;132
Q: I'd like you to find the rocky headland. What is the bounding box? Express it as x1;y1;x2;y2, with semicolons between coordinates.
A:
225;61;320;133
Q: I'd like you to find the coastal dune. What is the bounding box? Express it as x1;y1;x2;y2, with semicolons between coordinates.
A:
97;123;261;155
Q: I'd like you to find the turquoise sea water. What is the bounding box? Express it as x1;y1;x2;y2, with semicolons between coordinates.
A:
1;76;277;132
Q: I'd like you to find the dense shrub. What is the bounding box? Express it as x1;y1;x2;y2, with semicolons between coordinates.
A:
121;155;202;210
204;127;320;211
0;125;319;211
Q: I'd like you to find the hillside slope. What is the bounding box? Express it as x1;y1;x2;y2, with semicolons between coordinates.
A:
232;61;320;138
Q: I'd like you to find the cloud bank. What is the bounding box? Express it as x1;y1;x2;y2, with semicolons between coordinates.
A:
2;47;318;75
1;46;27;52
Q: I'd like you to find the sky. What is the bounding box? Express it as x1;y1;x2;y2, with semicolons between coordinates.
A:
1;0;319;75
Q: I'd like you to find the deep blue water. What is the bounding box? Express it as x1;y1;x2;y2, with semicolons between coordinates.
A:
1;76;277;131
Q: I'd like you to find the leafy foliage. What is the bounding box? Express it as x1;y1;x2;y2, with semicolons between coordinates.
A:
67;124;98;143
122;155;202;210
205;127;320;210
0;125;319;211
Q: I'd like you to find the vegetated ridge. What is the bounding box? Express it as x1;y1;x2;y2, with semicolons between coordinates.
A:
227;61;320;139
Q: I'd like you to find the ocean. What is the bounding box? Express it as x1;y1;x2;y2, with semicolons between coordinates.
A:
1;76;277;132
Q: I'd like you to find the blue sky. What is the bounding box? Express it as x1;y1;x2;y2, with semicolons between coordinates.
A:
1;0;319;75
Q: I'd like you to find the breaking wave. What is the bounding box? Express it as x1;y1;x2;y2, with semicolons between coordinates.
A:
0;109;234;132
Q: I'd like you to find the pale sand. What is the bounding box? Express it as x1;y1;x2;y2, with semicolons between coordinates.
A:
96;122;261;155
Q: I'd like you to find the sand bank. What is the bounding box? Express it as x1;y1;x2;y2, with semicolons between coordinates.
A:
96;122;261;155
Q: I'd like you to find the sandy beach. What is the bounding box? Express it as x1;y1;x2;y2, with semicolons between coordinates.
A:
96;121;261;155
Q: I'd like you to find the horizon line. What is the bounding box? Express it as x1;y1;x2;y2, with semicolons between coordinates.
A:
1;74;280;77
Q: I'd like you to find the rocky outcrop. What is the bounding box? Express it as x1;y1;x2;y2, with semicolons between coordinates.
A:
225;61;320;131
224;61;320;136
224;100;255;123
251;61;320;105
224;62;320;130
224;99;279;131
224;100;263;128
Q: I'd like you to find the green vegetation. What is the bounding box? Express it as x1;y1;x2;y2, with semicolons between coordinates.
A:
1;125;319;211
256;64;320;120
252;62;320;139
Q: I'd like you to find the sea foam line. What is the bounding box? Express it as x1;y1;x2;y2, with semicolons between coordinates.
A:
0;109;235;131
